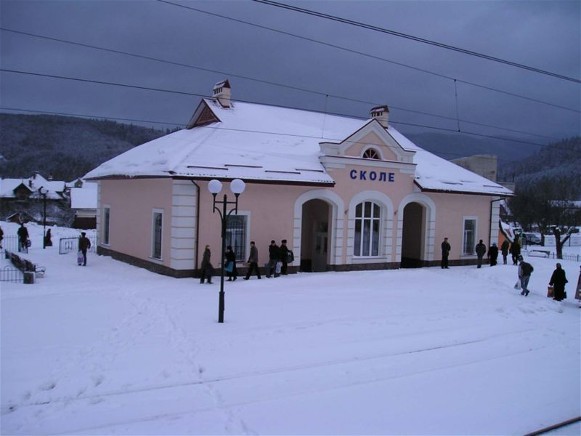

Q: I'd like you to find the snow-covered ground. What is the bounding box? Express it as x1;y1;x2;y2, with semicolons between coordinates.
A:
1;221;580;435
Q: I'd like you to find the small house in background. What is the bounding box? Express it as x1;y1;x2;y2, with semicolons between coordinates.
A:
0;172;69;224
85;80;513;278
70;182;98;229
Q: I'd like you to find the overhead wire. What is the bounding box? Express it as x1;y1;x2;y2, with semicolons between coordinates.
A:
251;0;581;84
0;67;556;146
151;2;580;113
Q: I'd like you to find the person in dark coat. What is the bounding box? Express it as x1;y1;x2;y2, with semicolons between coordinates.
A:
279;239;289;275
17;223;29;253
441;237;451;269
0;225;3;249
475;239;486;268
510;237;521;265
244;241;261;280
487;243;499;266
266;240;280;278
44;229;53;247
200;245;213;284
549;263;568;302
225;245;238;281
500;239;510;265
78;232;91;266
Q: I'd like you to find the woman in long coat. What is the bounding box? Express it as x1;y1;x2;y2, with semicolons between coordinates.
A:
549;263;568;301
200;245;214;284
225;245;238;281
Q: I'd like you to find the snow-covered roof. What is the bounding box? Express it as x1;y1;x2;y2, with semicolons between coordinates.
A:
85;99;512;196
0;174;66;200
70;182;98;209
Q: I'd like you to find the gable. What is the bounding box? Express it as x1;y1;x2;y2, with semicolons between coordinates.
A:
186;100;221;129
320;119;415;164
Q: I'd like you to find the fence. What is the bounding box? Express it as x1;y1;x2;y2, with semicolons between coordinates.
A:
59;236;97;255
0;265;23;283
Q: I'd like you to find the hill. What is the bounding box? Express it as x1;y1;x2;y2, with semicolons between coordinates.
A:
0;114;576;188
0;114;167;181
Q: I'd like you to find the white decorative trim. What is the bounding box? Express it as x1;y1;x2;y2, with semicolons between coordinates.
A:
293;189;345;266
170;180;197;269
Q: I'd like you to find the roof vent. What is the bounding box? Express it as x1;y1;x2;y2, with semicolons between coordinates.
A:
213;79;231;108
370;105;389;128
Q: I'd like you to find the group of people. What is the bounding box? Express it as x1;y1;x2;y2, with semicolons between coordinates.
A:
441;237;523;269
199;239;294;284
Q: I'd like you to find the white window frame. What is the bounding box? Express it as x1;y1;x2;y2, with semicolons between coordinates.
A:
353;201;381;257
152;208;164;260
462;217;478;256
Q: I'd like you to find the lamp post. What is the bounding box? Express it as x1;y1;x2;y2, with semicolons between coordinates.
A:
208;178;246;323
38;187;48;249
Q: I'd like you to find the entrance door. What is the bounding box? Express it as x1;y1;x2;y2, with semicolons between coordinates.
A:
301;199;330;272
401;202;425;268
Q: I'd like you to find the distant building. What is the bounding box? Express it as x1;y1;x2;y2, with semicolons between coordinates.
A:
0;172;69;224
452;154;497;182
70;182;98;229
85;80;513;278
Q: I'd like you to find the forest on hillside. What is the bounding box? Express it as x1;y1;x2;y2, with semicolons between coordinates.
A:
0;114;578;195
0;114;167;181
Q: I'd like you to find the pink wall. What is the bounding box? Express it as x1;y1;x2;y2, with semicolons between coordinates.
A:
100;178;173;265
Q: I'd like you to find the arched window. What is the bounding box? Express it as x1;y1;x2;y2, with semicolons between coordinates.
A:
363;148;380;160
354;201;380;256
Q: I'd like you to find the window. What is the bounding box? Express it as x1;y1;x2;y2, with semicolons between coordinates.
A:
152;209;163;260
226;214;247;261
362;148;380;159
103;206;111;245
354;201;380;256
463;218;476;255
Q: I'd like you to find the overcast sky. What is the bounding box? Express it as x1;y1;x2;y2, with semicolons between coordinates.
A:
1;0;579;146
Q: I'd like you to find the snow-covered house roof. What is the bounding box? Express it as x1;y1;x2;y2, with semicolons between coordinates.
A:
85;97;513;196
0;173;67;200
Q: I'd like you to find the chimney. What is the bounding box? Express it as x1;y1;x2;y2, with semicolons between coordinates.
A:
213;79;231;108
370;105;389;128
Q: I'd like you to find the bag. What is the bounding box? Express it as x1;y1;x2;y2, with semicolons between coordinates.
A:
547;285;554;298
275;261;282;274
77;250;83;266
224;261;234;273
26;239;31;248
514;280;521;290
287;250;295;263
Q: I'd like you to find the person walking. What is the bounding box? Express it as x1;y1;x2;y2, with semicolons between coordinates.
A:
200;245;214;284
475;239;486;268
488;243;499;266
501;239;510;265
78;232;91;266
44;229;53;247
17;223;29;253
225;245;238;281
441;237;451;269
549;263;568;302
0;225;3;249
518;255;534;296
510;237;521;265
244;241;261;280
279;239;289;275
266;240;280;278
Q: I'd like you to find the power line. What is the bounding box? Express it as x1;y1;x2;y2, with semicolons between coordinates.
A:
252;0;581;84
0;67;558;143
151;3;579;113
0;27;574;143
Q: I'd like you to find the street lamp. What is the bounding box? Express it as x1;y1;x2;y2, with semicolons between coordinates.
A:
38;187;48;249
208;178;246;323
